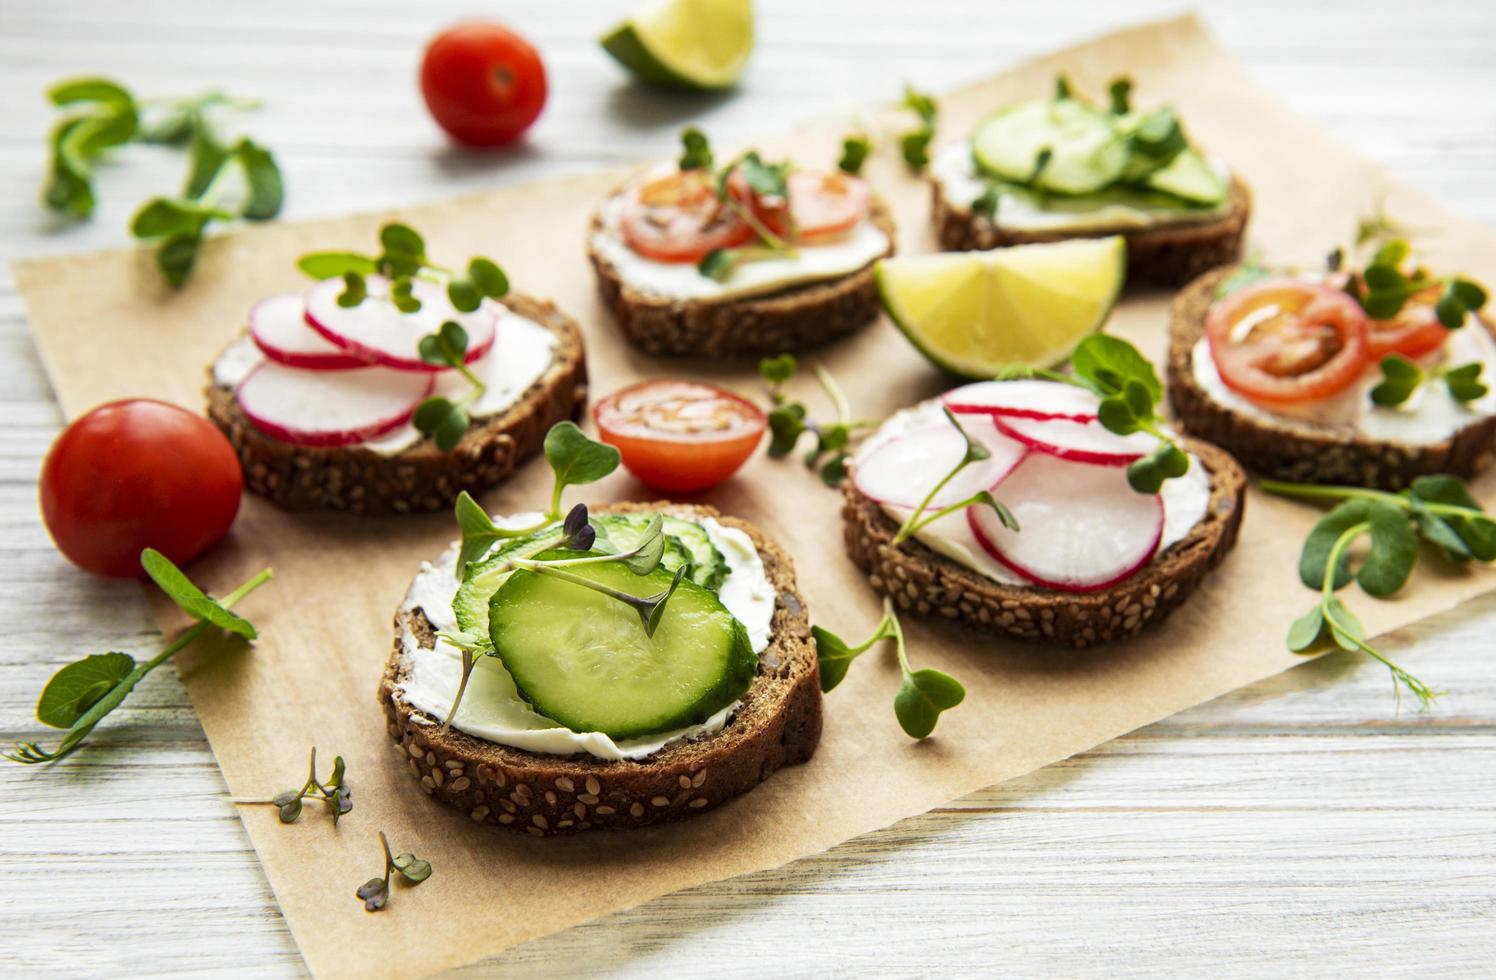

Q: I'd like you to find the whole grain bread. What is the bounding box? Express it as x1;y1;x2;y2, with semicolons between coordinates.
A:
205;294;588;514
587;193;897;358
380;502;822;836
931;177;1252;286
842;437;1246;648
1167;266;1496;489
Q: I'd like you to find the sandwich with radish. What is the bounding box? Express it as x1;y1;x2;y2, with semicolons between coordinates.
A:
587;127;896;358
382;422;820;834
206;223;587;513
1169;229;1494;489
843;335;1246;647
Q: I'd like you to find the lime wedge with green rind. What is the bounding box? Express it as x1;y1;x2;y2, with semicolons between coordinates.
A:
876;237;1128;378
600;0;753;91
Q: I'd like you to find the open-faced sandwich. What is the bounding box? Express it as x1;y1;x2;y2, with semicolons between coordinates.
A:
1169;236;1494;489
930;75;1249;285
842;336;1245;647
588;128;896;358
381;423;819;835
206;224;587;513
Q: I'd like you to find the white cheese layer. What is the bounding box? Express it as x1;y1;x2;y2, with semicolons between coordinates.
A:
855;401;1212;587
588;188;889;304
213;305;557;456
396;514;776;762
1189;324;1496;446
930;141;1232;233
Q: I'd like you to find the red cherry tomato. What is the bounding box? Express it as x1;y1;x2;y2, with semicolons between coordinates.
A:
39;400;243;578
420;21;547;148
619;170;754;263
1206;278;1370;405
594;381;766;493
1366;289;1451;360
731;169;872;241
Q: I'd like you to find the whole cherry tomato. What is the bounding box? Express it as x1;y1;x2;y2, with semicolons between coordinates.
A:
594;381;766;493
39;400;243;578
419;20;548;147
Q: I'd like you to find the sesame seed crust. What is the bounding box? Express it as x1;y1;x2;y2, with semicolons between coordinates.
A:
1167;266;1496;490
380;502;822;836
204;294;588;514
840;437;1247;648
586;192;897;359
930;177;1251;286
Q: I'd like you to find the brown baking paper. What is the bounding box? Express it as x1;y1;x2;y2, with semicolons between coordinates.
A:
14;14;1496;978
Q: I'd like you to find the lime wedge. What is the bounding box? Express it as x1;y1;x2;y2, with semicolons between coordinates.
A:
876;237;1128;378
600;0;754;91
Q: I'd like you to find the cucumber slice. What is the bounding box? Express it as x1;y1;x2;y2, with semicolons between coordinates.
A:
591;513;729;591
489;551;757;739
972;100;1128;196
659;516;729;591
590;513;694;578
1142;148;1226;206
453;529;567;641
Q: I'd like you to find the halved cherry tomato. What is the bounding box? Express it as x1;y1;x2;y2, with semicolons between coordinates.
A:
1205;278;1370;405
594;381;766;493
729;169;871;241
1366;288;1451;360
619;170;754;263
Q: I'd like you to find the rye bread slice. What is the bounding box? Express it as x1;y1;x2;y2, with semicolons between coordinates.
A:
931;176;1251;286
841;437;1246;648
205;294;588;515
1168;266;1496;489
587;193;897;358
380;502;821;836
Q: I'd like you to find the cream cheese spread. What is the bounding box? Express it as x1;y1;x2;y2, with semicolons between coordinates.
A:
930;141;1232;233
396;514;776;762
213;305;557;456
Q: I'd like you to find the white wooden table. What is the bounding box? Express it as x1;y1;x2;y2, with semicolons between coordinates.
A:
3;1;1495;975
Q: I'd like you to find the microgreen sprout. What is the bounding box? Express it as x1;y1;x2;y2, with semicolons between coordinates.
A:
412;320;486;451
1370;354;1488;407
757;354;878;486
1263;475;1496;707
898;83;938;172
838;134;871;175
813;599;965;738
235;747;351;825
687;131;800;280
1341;234;1488;329
891;408;1018;546
356;832;431;912
297;223;509;319
5;550;272;765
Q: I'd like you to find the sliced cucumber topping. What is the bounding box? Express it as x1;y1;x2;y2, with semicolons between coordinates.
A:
972;100;1128;196
489;550;757;739
1142;148;1226;206
659;516;729;591
453;529;565;642
592;513;729;591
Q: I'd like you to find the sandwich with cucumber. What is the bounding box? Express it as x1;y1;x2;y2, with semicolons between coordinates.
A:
205;223;587;513
929;75;1249;285
381;423;819;835
588;127;896;358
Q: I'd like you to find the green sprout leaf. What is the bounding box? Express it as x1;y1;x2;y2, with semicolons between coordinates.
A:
679;126;713;171
1071;334;1162;402
698;248;738;282
838;134;870;175
1443;362;1488;402
417;320;470;369
1286;605;1327;653
1370;354;1423;407
392;853;433;884
894;669;966;739
1107;76;1132;114
412;396;469;452
336;271;367;308
759;353;797;387
141;548;257;639
900;129;933;171
48;76;135;108
234;138;283;220
811;626;860;693
972;183;1000;221
766;403;807;457
467;257;509;299
299;252;378;280
34;652;135;729
543;421;621;519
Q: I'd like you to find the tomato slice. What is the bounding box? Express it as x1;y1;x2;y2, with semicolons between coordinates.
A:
594;380;766;493
1366;288;1451;360
1205;278;1370;405
618;170;754;264
729;169;872;241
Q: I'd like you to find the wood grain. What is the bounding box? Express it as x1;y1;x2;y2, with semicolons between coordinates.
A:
2;1;1494;976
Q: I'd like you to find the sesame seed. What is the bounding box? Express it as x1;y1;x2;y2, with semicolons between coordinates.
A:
629;803;644;818
689;798;709;808
585;776;601;796
450;777;472;792
650;796;670;808
470;806;490;822
555;777;575;793
532;814;548;830
595;805;615;815
577;793;599;805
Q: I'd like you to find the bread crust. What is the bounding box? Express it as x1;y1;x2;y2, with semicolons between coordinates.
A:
586;192;897;358
379;502;822;836
841;438;1246;648
1167;266;1496;489
204;294;588;514
931;177;1252;286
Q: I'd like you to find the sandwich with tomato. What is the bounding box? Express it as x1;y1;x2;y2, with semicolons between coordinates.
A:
587;128;896;358
1168;237;1494;489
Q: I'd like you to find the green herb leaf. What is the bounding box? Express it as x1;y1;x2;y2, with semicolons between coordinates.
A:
298;251;378;279
389;276;422;313
900;129;933;171
738;152;791;200
766;403;807;457
1370;354;1424;407
644;566;689;637
1071;334;1162;403
412;396;468;452
620;515;666;576
819;453;849;487
1409;475;1496;561
379;223;425;263
336;271;367;308
184;127;229;199
698;248;737;282
234;138;283;220
417;320;470;368
972;183;1000;221
278;797;304;823
356;877;388;912
1357;502;1418;597
1299;501;1369;590
1450;278;1488;312
759;353;797;386
1054;75;1073;100
838;134;870;174
543;421;621;517
902;84;937;126
1127;442;1189;494
141;548;258;639
1443;362;1488;402
894;669;966;739
453;492;503;573
48;77;135;108
1434;290;1465;329
1107;77;1132;114
812;626;860;693
34;652;136;729
1286;605;1327;653
468;257;509;299
392;853;433;884
446;277;481;313
1323;595;1365;652
679;126;712;171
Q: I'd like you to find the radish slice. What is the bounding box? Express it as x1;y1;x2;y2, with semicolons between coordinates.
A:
854;416;1026;509
251;293;370;370
993;414;1155;465
236;361;434;447
303;275;497;372
943;380;1099;422
969;453;1163;592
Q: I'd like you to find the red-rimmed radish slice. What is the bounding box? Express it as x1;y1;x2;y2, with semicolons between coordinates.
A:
969;453;1163;592
853;417;1026;509
993;414;1154;465
236;361;433;447
942;380;1099;422
251;293;370;370
303;275;496;372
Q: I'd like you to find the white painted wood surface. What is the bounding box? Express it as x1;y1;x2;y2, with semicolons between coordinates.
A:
3;1;1496;975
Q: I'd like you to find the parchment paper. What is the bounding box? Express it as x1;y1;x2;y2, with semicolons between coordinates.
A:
14;14;1496;978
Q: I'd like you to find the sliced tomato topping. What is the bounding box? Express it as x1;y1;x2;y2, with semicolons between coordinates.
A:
1366;287;1451;360
618;170;754;263
1205;278;1370;405
594;380;766;493
728;169;871;241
